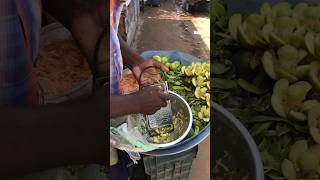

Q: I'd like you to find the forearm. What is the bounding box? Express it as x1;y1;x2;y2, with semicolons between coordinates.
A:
119;37;144;69
0;88;107;178
42;0;108;77
110;95;140;118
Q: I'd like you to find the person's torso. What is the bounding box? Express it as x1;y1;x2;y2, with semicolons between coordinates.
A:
110;0;129;95
0;0;41;105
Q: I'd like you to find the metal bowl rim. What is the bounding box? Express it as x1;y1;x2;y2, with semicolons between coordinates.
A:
213;102;265;180
149;90;193;148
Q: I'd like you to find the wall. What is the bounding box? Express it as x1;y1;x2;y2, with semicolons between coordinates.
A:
122;0;141;46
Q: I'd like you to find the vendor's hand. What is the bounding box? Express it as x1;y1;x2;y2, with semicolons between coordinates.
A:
134;86;169;115
132;59;169;84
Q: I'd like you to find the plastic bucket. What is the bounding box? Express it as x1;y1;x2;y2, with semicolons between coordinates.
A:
37;22;93;104
212;102;264;180
140;50;210;156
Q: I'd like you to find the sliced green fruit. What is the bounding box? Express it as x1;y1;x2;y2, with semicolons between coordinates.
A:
315;33;320;58
302;100;320;112
293;2;308;20
272;2;292;17
262;51;278;80
308;105;320;128
298;49;308;61
289;140;308;166
269;31;286;47
212;62;231;74
289;27;307;48
260;2;271;17
277;69;299;83
307;145;320;159
308;105;320;144
153;55;161;62
309;61;320;91
273;17;296;33
238;25;254;46
262;24;273;43
305;31;315;56
293;65;310;78
277;45;299;63
271;79;289;118
237;78;265;94
287;81;312;102
212;78;237;89
281;159;297;180
161;57;169;64
245;14;264;29
310;127;320;144
299;150;319;173
288;110;307;121
304;6;320;19
228;13;242;41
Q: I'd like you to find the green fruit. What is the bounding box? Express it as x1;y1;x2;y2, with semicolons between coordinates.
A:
293;2;308;20
271;79;289;118
281;159;297;180
277;69;298;83
269;31;286;47
237;78;265;94
292;65;310;78
308;105;320;128
262;24;273;43
289;140;308;166
299;150;319;173
245;14;264;29
162;57;169;64
305;31;315;56
277;45;299;63
302;100;320;112
238;25;254;46
287;81;312;102
229;14;242;41
212;78;237;89
309;61;320;91
310;127;320;144
288;110;307;121
289;27;306;48
153;55;161;62
262;51;278;80
260;2;271;17
272;2;292;17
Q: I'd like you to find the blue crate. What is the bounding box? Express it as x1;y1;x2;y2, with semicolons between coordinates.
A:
143;146;198;180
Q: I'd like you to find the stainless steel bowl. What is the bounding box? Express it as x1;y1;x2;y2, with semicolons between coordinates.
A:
149;91;193;148
212;102;264;180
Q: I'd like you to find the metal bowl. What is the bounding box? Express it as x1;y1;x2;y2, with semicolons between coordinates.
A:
149;91;193;148
212;102;264;180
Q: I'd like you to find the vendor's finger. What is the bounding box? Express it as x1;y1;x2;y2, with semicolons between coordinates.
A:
158;93;170;102
152;60;169;72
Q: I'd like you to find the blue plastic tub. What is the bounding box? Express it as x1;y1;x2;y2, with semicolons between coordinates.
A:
140;50;210;156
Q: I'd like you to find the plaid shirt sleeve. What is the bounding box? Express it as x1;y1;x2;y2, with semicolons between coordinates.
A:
0;0;41;106
110;0;126;95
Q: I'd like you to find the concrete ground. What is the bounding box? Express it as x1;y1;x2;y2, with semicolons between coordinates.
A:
132;1;210;179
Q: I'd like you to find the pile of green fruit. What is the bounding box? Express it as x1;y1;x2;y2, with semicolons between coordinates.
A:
213;1;320;180
152;55;210;137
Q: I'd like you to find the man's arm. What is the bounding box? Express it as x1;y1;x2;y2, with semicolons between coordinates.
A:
119;37;144;69
42;0;108;77
0;86;107;178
